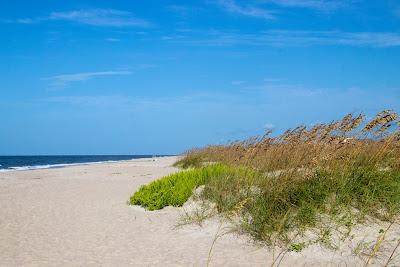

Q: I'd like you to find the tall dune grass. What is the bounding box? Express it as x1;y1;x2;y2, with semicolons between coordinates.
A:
177;110;399;174
133;110;400;247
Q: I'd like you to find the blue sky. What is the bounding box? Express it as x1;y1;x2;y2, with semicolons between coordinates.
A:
1;0;399;155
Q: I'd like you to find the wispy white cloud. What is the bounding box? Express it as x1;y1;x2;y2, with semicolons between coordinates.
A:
40;94;203;110
42;71;132;87
42;95;126;106
160;35;185;41
167;5;204;16
49;9;150;27
12;9;150;27
218;0;275;19
259;0;347;11
105;38;121;42
170;29;400;47
15;18;37;24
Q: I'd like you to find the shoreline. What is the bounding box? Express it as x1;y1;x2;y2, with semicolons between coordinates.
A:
0;155;173;173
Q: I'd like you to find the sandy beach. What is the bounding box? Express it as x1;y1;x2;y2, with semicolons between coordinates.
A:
0;156;267;266
0;156;398;266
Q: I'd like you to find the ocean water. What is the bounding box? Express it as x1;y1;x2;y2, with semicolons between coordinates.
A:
0;155;164;172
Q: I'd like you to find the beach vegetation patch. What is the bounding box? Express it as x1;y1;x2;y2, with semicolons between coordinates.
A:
129;164;250;210
176;110;400;247
131;110;400;253
173;152;204;169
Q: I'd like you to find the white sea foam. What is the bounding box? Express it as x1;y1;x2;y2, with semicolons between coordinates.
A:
0;160;122;172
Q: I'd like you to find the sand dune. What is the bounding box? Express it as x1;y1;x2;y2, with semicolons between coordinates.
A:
0;156;398;266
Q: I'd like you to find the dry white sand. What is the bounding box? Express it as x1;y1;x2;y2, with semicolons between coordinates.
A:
0;156;399;266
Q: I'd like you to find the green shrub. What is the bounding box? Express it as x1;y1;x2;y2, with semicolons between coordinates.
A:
129;164;243;210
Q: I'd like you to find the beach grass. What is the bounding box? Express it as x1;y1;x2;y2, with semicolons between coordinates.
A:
130;110;400;247
130;164;247;210
173;152;204;169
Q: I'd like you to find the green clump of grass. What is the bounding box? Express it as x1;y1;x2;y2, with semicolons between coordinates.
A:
202;166;400;245
173;152;204;169
129;164;243;210
288;242;306;252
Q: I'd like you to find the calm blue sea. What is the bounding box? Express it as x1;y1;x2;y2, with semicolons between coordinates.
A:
0;155;165;172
